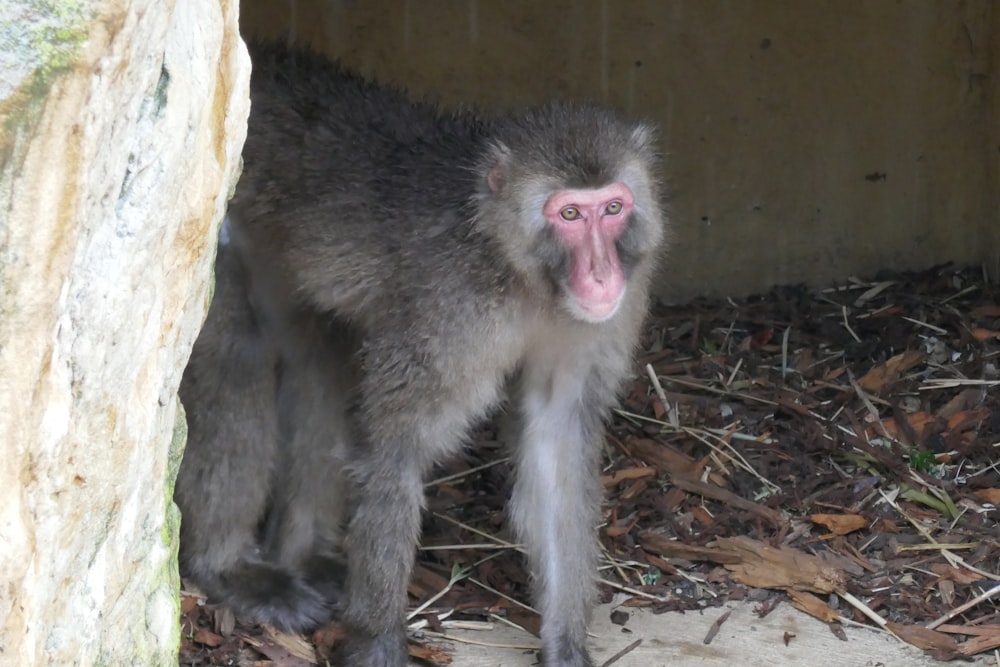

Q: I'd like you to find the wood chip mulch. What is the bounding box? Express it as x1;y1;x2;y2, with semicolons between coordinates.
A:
180;264;1000;666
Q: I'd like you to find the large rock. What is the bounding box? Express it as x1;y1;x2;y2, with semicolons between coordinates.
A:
0;0;249;664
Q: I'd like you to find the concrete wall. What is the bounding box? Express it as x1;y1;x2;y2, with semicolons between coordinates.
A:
241;1;999;301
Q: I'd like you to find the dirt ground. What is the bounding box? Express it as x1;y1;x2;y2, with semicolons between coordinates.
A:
180;264;1000;666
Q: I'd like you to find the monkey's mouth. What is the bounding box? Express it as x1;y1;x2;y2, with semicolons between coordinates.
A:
569;290;625;323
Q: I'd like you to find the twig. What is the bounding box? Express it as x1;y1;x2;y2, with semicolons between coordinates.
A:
426;457;511;487
842;306;862;343
681;425;781;495
613;408;776;444
420;543;522;551
902;315;948;335
848;370;893;445
600;638;643;667
839;590;888;628
431;512;523;552
599;577;674;602
927;583;1000;630
407;563;472;621
703;609;732;644
468;577;538;614
422;629;539;651
646;363;679;428
780;326;791;381
919;379;1000;390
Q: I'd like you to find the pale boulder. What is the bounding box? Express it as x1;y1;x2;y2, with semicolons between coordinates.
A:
0;0;249;664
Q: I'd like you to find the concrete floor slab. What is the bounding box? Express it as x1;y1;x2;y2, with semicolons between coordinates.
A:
435;601;995;666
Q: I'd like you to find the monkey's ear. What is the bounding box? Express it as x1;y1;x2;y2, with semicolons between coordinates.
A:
485;141;512;194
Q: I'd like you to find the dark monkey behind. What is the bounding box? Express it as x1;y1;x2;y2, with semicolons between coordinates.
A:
176;42;666;667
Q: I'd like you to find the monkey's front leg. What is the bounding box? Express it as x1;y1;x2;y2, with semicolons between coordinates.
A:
510;378;603;667
339;445;426;667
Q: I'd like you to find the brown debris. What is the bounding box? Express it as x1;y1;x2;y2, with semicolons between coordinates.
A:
787;591;841;624
709;537;847;594
808;513;869;536
702;609;732;644
885;622;960;658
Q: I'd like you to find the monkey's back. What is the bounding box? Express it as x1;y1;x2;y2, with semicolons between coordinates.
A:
231;42;517;331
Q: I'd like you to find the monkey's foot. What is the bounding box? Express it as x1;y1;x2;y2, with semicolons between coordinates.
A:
543;639;596;667
301;552;348;608
337;630;408;667
212;561;334;632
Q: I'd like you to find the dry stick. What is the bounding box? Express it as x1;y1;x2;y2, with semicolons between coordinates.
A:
468;577;538;614
599;577;674;602
614;407;774;444
645;362;668;403
877;489;1000;582
426;456;511;487
848;370;893;445
725;357;743;388
780;326;791;381
430;512;523;551
703;609;733;644
839;590;888;629
939;284;979;304
599;540;633;588
487;613;535;634
599;638;643;667
421;629;539;651
913;500;994;579
682;424;782;495
927;583;1000;630
901;315;948;335
919;378;1000;390
842;305;862;343
420;543;520;551
645;363;679;429
661;375;779;408
407;563;473;621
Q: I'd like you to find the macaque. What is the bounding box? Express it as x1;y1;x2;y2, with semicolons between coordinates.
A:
175;41;665;667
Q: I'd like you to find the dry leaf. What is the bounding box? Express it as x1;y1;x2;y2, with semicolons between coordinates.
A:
971;327;1000;341
973;488;1000;504
180;592;201;615
858;350;926;392
408;641;454;664
946;408;990;432
809;513;869;535
192;629;224;648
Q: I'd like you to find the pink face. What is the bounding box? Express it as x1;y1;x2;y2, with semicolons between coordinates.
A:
543;182;634;322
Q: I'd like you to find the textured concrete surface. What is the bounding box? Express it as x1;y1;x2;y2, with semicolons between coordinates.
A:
240;0;1000;302
439;600;993;666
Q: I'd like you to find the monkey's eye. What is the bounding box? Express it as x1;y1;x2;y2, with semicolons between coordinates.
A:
560;207;582;221
605;201;623;215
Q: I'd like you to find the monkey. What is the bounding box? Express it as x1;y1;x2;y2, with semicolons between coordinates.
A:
175;41;665;667
175;231;349;632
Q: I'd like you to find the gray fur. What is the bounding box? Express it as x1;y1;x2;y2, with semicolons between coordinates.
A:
175;41;665;666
